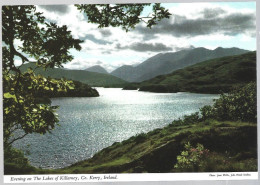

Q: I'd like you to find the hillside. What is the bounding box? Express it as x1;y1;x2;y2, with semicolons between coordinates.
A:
110;65;136;82
111;47;249;82
138;51;256;93
52;121;256;173
19;63;128;87
85;65;108;74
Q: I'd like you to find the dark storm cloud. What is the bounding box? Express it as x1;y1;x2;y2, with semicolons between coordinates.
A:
39;5;69;14
135;8;255;38
117;42;172;52
79;34;112;45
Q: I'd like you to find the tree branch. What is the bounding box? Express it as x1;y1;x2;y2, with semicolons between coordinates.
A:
6;133;29;148
14;49;29;63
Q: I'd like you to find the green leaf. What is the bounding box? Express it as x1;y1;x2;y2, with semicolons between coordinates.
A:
4;92;17;102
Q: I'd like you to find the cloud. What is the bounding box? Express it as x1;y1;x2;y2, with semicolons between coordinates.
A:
202;7;226;19
37;3;256;71
38;5;69;14
99;29;112;37
135;7;255;38
116;42;173;52
175;45;195;51
79;34;112;45
102;51;112;54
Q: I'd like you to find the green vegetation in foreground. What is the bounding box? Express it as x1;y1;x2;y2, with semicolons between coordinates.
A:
4;82;257;174
137;51;256;93
20;62;128;87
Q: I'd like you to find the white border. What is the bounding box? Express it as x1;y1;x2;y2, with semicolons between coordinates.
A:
3;173;259;183
0;0;259;185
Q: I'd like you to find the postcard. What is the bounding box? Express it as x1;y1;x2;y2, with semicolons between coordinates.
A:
1;0;259;184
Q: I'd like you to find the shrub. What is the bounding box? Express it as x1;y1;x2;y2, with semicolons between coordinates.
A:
174;142;258;172
172;112;201;126
174;142;209;172
4;147;36;174
134;133;147;144
200;82;256;122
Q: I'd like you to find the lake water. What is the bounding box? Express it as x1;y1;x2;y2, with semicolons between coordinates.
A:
13;88;219;169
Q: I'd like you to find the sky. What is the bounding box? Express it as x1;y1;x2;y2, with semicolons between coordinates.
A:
31;2;256;72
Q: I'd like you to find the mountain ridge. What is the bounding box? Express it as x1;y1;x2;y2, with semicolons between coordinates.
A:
137;51;256;93
85;65;108;74
111;47;249;82
19;63;128;87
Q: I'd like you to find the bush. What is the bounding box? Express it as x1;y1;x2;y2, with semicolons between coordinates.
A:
200;82;256;122
4;147;36;174
134;133;147;144
174;142;209;172
173;142;258;172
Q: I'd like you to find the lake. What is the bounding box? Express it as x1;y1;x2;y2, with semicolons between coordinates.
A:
13;88;219;169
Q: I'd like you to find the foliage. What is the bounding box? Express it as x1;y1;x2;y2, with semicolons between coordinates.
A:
2;5;82;148
4;147;36;174
174;142;257;172
134;132;147;144
2;6;82;69
171;82;256;126
76;3;171;31
46;80;99;97
3;69;75;147
171;112;200;126
174;142;209;171
200;82;256;122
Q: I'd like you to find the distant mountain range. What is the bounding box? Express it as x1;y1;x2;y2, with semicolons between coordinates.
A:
19;63;127;87
137;51;256;93
85;65;108;74
19;47;251;88
110;47;249;82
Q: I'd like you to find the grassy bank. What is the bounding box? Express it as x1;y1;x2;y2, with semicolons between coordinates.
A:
52;120;257;173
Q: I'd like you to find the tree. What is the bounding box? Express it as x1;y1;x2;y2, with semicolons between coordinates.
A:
76;3;171;31
2;4;171;148
2;5;82;148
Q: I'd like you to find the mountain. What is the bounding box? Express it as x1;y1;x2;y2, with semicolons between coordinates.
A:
138;51;256;93
85;65;108;74
19;63;128;87
111;47;249;82
110;65;136;82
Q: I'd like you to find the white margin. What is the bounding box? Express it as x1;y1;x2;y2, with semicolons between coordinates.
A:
0;0;259;185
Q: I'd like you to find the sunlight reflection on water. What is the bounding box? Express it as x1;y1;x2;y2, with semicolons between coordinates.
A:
13;88;219;169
